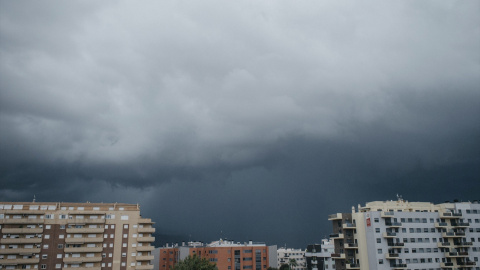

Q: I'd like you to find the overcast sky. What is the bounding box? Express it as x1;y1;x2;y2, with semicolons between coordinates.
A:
1;0;479;248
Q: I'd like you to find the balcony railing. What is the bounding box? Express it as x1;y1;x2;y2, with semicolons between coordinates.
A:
328;213;342;220
138;227;155;233
136;245;155;252
63;256;103;263
381;211;394;218
0;248;41;254
387;242;404;247
137;236;155;242
435;222;448;228
2;218;44;224
383;232;396;238
0;238;42;244
64;247;103;253
1;228;43;234
440;212;462;218
346;264;360;269
66;228;105;233
342;223;356;229
442;232;465;238
329;233;344;239
385;253;399;259
446;252;469;258
345;243;358;249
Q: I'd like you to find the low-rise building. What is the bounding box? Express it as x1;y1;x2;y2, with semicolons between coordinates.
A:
158;239;277;270
304;239;335;270
277;247;306;270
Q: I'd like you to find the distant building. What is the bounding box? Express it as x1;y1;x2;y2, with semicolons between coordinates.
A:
158;239;277;270
277;247;306;270
328;199;480;270
304;239;334;270
0;202;155;270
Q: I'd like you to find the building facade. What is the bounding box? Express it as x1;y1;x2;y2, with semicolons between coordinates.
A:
158;239;276;270
0;202;155;270
328;199;480;270
304;239;335;270
277;247;306;270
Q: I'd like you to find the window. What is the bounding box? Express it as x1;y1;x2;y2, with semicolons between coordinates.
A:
377;249;382;254
375;228;380;233
376;238;381;243
379;259;383;264
41;265;47;269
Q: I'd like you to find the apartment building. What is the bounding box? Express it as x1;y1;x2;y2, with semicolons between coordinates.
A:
304;239;335;270
328;199;480;270
158;239;277;270
0;202;155;270
277;247;306;270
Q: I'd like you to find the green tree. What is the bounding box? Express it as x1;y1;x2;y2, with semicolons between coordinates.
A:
279;264;289;270
288;259;298;270
172;255;218;270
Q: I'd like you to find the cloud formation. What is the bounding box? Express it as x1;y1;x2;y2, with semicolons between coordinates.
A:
1;0;479;247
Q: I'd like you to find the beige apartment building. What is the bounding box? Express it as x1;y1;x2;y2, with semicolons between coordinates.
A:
328;198;480;270
0;202;155;270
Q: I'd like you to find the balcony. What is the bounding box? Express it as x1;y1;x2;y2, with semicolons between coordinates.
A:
62;267;101;270
387;242;404;247
435;222;448;228
138;227;155;233
329;233;344;239
136;245;155;252
440;212;462;219
385;222;402;227
437;242;451;248
137;236;155;242
346;264;360;269
381;211;394;218
65;237;103;244
2;218;44;224
442;232;466;238
1;228;43;234
311;260;317;265
66;228;105;233
385;253;399;260
328;213;342;221
136;255;155;261
0;258;40;265
67;219;105;224
0;237;42;244
453;241;473;247
440;262;454;268
331;253;346;259
344;243;358;249
446;252;469;258
342;223;356;229
457;261;476;267
451;222;470;227
135;265;154;270
383;232;397;238
64;247;103;253
391;264;407;269
63;256;103;263
0;248;41;254
138;218;155;224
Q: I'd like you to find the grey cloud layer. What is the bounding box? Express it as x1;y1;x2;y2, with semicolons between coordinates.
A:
1;0;479;247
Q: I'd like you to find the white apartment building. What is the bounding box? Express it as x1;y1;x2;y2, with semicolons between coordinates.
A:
0;202;155;270
328;199;480;270
304;239;335;270
277;247;306;270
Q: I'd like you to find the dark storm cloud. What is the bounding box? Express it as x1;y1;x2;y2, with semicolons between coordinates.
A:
1;0;479;248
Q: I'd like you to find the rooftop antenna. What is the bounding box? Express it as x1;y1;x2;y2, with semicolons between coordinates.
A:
396;194;403;201
33;195;36;203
